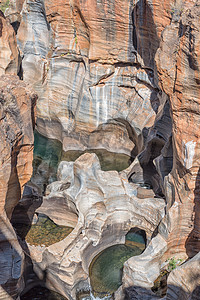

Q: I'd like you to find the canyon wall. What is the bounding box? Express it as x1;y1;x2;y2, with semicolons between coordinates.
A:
0;0;200;299
0;13;37;299
0;74;37;299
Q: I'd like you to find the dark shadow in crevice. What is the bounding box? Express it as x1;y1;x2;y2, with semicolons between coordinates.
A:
11;21;20;34
138;136;165;198
131;0;160;70
0;216;23;299
17;60;23;80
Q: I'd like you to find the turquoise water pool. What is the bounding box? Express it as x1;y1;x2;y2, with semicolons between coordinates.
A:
89;230;146;296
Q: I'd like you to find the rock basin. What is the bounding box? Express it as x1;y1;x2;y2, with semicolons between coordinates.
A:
89;230;146;297
32;131;131;194
25;214;74;247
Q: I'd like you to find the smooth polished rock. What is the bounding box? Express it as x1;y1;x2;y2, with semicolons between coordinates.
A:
26;153;165;299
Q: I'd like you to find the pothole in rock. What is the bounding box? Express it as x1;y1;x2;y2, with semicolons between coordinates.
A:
62;149;131;172
32;131;62;192
88;229;146;297
16;214;73;247
21;285;68;300
32;131;131;193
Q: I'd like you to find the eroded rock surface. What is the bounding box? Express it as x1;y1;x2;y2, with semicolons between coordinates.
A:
0;75;37;299
25;153;165;299
155;0;200;259
13;0;161;156
0;11;19;76
1;0;200;299
165;252;200;300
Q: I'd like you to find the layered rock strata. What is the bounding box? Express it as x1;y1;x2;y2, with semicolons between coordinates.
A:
1;0;200;299
0;11;19;76
0;75;37;299
13;0;162;156
155;0;200;259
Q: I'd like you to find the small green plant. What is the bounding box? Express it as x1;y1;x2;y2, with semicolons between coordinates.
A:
167;257;183;272
61;53;65;57
75;36;78;44
0;0;10;13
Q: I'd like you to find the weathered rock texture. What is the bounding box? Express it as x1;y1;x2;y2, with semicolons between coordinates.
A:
14;0;163;156
25;153;165;299
2;0;200;299
164;252;200;300
155;0;200;259
0;75;37;299
0;11;19;76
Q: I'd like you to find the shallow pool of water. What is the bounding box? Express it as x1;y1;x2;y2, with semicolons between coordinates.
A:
62;149;130;172
89;240;145;295
32;132;131;191
25;214;73;246
32;131;62;190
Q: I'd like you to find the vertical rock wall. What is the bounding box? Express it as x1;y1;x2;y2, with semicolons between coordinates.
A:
0;0;200;298
156;0;200;259
0;75;37;299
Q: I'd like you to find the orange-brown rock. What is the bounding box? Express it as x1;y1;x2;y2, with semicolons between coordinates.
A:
3;0;200;298
0;75;37;299
156;0;200;259
0;11;19;76
16;0;159;156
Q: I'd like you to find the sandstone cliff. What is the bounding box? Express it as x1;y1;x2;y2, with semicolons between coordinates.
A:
0;75;37;299
0;0;200;299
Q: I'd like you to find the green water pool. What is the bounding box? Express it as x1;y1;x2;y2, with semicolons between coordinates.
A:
89;231;146;296
32;131;131;192
25;215;73;247
62;149;130;172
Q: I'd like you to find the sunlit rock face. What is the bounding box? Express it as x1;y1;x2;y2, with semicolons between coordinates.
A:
14;0;161;156
155;0;200;259
0;75;37;299
26;153;165;299
2;0;200;299
0;11;19;76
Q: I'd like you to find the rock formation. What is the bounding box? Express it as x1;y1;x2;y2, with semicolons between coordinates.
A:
0;0;200;299
0;11;19;76
0;75;37;299
156;0;200;259
13;0;160;156
25;153;165;299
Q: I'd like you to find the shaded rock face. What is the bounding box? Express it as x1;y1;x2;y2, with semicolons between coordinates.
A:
0;75;37;299
164;252;200;300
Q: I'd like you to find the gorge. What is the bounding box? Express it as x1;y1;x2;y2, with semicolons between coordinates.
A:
0;0;200;299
